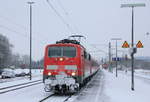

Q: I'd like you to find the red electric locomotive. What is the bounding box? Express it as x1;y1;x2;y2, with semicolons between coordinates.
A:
43;39;99;93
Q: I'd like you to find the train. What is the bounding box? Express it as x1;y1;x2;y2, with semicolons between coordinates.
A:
43;39;99;93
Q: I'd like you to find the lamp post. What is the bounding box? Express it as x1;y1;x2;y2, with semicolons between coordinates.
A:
121;3;145;91
0;58;1;69
108;42;112;72
111;38;122;77
27;1;34;80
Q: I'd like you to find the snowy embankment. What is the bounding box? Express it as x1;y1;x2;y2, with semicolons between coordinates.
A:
119;66;150;79
134;69;150;79
0;69;43;88
104;70;150;102
0;69;45;102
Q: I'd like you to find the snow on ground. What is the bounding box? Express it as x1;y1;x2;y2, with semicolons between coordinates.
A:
0;69;150;102
119;66;150;79
69;69;150;102
0;69;43;84
67;70;108;102
0;69;50;102
0;83;51;102
104;70;150;102
134;69;150;79
0;75;42;89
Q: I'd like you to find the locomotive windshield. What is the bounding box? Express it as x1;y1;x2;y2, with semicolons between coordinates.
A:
48;46;76;57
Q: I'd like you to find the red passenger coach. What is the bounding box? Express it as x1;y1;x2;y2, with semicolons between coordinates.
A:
43;39;99;93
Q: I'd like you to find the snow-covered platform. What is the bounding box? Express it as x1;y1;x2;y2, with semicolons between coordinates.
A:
103;70;150;102
68;69;150;102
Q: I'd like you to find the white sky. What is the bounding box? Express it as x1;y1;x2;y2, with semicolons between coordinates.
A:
0;0;150;61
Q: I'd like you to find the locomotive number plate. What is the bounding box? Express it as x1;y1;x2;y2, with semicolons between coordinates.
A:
56;75;65;79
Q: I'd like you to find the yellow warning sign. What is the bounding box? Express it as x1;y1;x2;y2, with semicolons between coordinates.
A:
122;41;130;48
136;40;143;48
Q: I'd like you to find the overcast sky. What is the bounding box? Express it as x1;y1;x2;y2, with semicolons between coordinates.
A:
0;0;149;61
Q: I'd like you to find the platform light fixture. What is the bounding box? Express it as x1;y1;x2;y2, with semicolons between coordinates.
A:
121;3;145;91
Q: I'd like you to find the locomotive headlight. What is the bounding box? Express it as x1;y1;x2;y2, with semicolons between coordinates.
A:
71;72;76;76
59;58;63;61
48;72;52;76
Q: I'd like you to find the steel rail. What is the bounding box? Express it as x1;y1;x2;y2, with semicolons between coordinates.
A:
63;95;72;102
38;70;100;102
63;70;101;102
0;79;42;90
38;94;55;102
0;81;42;94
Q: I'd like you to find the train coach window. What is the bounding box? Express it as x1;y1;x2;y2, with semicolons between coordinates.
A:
84;51;87;59
89;54;91;61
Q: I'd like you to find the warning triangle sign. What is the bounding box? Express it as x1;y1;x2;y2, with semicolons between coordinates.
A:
122;41;130;48
136;40;143;48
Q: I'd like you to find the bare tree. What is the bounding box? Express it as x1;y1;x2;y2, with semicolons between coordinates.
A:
20;55;30;68
0;34;12;68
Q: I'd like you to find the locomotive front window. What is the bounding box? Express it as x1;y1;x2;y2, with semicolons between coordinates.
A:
63;47;76;57
48;46;76;57
48;47;61;57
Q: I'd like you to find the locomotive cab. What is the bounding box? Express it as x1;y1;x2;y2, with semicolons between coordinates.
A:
43;40;82;92
43;39;99;93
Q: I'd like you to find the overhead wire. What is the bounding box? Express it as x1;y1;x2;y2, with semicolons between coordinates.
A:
46;0;74;33
56;0;80;33
0;13;50;46
55;0;107;56
0;4;56;44
0;0;81;60
0;25;28;37
0;24;47;46
89;44;108;54
0;15;27;31
81;40;108;60
55;0;105;56
56;0;68;15
0;2;58;60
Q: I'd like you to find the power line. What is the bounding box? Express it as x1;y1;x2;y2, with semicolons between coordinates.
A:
56;0;68;15
56;0;80;33
46;0;73;33
0;15;27;31
0;13;50;45
0;24;47;46
0;25;28;37
89;45;108;54
0;23;48;45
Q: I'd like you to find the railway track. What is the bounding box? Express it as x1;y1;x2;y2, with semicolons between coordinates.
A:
38;94;73;102
39;94;55;102
63;95;72;102
38;79;93;102
38;70;101;102
0;80;42;94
